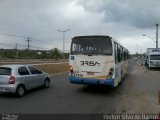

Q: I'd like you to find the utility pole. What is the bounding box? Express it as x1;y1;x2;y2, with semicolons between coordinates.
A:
26;37;32;61
15;43;18;62
156;24;159;49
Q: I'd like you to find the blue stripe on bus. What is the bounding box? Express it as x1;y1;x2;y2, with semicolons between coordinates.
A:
69;76;114;86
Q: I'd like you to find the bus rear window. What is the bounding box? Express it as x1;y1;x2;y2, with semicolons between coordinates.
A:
71;36;112;55
0;67;11;76
150;55;160;60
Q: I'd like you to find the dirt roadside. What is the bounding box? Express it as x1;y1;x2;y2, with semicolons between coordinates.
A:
119;62;160;114
34;63;69;75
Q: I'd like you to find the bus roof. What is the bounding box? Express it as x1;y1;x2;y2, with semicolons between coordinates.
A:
73;35;111;39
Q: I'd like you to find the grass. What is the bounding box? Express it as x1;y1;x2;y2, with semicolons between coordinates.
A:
34;63;69;75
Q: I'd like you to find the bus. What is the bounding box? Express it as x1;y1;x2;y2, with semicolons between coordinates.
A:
69;35;129;87
146;48;160;69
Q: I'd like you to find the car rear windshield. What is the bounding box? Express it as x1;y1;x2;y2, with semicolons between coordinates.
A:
0;67;11;76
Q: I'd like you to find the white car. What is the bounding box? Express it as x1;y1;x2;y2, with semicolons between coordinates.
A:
0;64;50;97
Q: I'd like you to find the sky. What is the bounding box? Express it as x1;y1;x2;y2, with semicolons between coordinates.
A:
0;0;160;54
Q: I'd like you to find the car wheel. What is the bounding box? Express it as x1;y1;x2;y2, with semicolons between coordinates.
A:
16;85;25;97
44;79;50;88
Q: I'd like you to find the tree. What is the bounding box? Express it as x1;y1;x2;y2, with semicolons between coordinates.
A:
50;48;63;61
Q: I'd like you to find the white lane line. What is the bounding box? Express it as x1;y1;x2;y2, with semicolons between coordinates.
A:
31;62;68;65
50;72;68;76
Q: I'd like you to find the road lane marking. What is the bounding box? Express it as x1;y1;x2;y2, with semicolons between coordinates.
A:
31;62;68;65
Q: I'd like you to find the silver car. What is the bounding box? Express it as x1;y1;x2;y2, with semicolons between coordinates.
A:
0;64;50;97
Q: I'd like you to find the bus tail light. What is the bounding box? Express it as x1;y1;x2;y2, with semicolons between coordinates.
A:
107;68;114;79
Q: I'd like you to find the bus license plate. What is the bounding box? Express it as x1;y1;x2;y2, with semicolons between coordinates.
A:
87;72;94;75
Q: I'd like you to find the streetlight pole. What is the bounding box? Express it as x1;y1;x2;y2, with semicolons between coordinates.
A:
156;24;158;48
142;24;159;49
57;29;70;53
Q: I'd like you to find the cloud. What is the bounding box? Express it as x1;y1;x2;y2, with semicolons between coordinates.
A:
77;0;160;29
0;0;74;50
0;0;159;53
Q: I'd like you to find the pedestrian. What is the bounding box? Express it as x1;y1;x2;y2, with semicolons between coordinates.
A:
144;60;148;72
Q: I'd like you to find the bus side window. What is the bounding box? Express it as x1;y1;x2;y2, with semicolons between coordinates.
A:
124;51;126;60
127;51;129;59
121;47;123;61
127;52;129;59
124;50;128;60
114;42;118;63
118;48;121;62
121;46;124;61
117;44;120;62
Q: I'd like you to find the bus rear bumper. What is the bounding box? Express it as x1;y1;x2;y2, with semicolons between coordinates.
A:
69;76;114;86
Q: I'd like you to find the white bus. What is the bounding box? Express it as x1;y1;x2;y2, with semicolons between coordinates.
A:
69;35;129;87
146;48;160;69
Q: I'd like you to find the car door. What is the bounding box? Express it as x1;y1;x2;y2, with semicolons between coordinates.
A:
28;66;45;87
18;67;37;89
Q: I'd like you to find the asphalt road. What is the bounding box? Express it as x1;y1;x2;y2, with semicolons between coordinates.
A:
0;59;160;114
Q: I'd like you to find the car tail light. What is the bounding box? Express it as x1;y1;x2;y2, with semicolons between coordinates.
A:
9;75;15;84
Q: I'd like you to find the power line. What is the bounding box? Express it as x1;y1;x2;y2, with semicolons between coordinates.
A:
0;42;51;50
0;32;27;38
32;38;52;45
0;43;15;46
0;32;52;44
0;32;55;50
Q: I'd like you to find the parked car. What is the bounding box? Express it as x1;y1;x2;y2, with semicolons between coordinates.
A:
0;64;50;97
